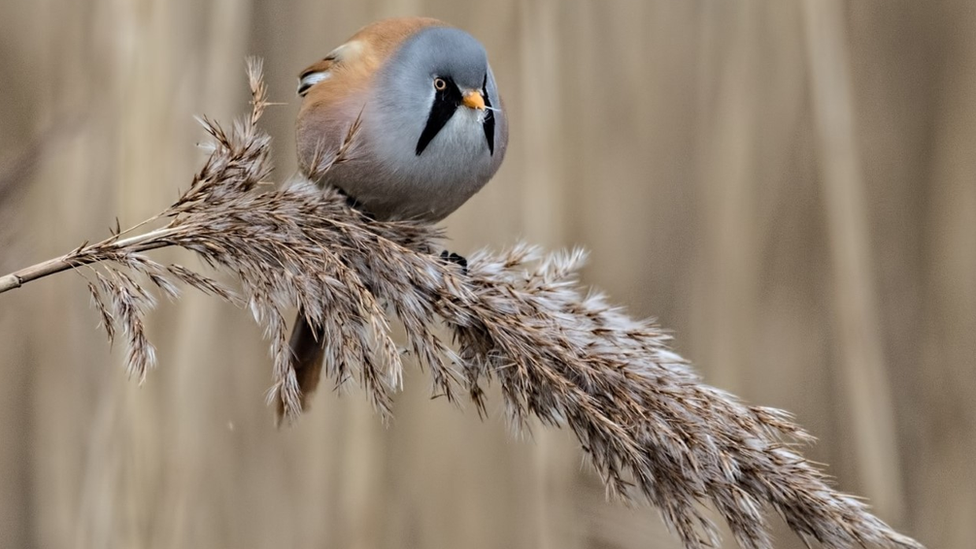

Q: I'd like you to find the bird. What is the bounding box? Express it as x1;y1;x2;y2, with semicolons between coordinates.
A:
286;17;508;414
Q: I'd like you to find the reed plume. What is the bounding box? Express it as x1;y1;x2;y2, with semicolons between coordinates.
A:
0;59;923;549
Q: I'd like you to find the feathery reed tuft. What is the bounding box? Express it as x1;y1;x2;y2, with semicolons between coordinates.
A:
0;59;923;549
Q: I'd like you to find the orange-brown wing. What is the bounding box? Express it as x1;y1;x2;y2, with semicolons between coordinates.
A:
295;17;448;177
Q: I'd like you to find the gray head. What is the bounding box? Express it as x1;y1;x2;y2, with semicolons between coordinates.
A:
351;26;508;220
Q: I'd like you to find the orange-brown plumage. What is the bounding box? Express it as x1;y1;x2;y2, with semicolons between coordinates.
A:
296;18;447;176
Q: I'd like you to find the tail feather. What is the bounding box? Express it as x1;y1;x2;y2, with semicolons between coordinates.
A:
277;309;325;422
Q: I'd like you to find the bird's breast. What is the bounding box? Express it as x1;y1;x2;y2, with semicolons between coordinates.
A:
324;103;497;221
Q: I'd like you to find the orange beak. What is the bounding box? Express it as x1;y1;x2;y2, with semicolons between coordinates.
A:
462;90;486;111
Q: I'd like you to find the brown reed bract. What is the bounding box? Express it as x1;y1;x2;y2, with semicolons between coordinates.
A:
0;60;923;549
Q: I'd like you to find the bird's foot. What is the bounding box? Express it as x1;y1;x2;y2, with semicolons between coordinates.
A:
439;250;468;274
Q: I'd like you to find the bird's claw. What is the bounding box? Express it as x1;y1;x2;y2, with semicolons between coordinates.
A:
439;250;468;274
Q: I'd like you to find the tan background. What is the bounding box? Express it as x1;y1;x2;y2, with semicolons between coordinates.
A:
0;1;970;548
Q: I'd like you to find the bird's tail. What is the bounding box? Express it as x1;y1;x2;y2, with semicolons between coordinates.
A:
277;309;325;422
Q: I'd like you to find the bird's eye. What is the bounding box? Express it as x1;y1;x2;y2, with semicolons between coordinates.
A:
433;77;447;91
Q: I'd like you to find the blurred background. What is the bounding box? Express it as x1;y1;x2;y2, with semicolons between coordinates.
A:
0;1;971;548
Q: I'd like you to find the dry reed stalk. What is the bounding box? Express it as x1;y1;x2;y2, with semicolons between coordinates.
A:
0;59;923;549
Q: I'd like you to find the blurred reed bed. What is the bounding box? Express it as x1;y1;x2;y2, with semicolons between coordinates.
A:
0;1;972;548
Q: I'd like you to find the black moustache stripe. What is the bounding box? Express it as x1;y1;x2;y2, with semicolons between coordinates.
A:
482;74;495;156
416;78;462;156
